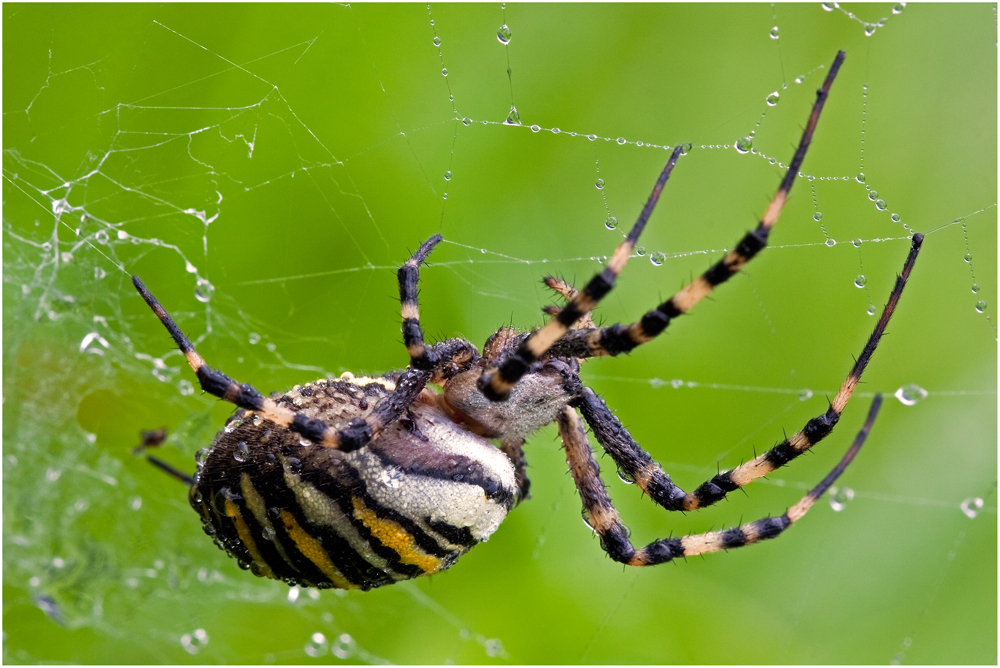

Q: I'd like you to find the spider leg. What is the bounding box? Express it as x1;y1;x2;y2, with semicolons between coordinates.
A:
133;275;432;452
478;145;684;402
547;51;847;361
560;395;882;567
574;232;921;512
399;234;444;370
541;276;595;330
499;437;531;504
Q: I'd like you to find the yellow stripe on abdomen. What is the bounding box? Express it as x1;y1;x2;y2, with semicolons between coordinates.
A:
279;509;356;590
224;498;276;580
351;497;443;574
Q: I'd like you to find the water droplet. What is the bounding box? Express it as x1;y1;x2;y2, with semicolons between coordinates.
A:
530;124;540;133
875;199;887;211
234;441;249;463
635;246;645;256
813;211;823;222
854;275;867;288
890;213;901;222
825;238;836;247
178;379;194;396
681;143;693;155
867;190;878;202
462;117;471;126
828;486;854;511
484;638;505;658
963;253;972;263
180;629;209;655
975;300;987;314
799;389;813;401
822;2;836;10
617;467;635;484
195;448;210;466
194;278;214;303
595;178;605;190
432;36;441;47
650;251;666;266
496;24;511;44
867;304;877;316
864;24;877;36
735;136;753;154
94;229;109;244
960;497;983;519
894;383;928;406
616;137;627;145
892;2;906;13
504;105;520;125
605;216;618;230
331;633;357;659
769;26;779;39
856;173;866;184
94;266;106;280
581;509;595;532
305;632;329;658
670;378;683;389
551;127;561;134
971;284;980;294
441;68;448;77
262;525;276;541
766;91;780;106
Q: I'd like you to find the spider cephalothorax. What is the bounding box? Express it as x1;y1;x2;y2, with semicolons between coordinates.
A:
135;51;923;590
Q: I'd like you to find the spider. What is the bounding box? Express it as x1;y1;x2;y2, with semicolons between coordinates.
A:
134;51;923;590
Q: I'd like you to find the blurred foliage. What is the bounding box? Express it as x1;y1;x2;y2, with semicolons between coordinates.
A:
3;3;995;664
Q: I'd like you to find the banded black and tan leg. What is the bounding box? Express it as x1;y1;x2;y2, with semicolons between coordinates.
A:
478;144;685;402
500;437;531;503
547;51;847;361
399;234;444;370
541;276;595;331
134;275;425;452
560;395;883;567
679;233;922;510
574;232;922;514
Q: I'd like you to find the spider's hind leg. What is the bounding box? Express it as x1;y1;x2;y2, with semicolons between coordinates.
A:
399;234;444;370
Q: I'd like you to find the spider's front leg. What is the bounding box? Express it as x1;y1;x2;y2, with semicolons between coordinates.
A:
573;233;923;512
559;396;883;567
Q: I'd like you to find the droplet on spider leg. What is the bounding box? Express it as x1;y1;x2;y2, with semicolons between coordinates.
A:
960;497;983;519
894;384;928;406
234;441;249;463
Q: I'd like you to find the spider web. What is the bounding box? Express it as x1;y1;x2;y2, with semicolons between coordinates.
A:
3;4;996;664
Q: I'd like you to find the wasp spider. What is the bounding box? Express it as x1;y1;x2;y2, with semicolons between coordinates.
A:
134;51;923;590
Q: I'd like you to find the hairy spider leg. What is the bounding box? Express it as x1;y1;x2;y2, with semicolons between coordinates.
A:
477;144;686;402
132;276;466;452
572;233;922;512
399;234;447;370
547;51;847;361
559;394;882;567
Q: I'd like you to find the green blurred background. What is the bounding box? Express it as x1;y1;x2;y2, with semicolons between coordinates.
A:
4;3;995;664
